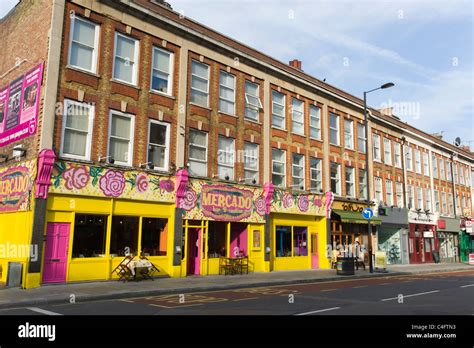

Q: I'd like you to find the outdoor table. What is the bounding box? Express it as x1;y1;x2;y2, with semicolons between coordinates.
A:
128;259;153;280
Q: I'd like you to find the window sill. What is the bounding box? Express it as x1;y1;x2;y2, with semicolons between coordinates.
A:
244;118;262;125
189;102;212;111
344;147;356;152
58;156;94;164
271;126;287;131
329;143;341;147
218;111;238;118
291;132;306;137
309;137;323;142
150;90;175;99
110;78;141;90
66;65;100;78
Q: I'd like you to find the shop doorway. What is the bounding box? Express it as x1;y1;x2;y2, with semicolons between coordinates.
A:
42;222;70;283
230;223;248;257
186;227;202;275
311;233;319;269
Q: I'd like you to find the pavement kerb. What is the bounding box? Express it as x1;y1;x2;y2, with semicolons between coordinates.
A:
1;265;471;310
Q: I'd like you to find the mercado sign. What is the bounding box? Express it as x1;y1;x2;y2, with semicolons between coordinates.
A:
181;180;265;223
0;63;44;147
0;161;36;212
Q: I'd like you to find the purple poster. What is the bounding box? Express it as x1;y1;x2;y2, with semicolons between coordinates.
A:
0;62;44;147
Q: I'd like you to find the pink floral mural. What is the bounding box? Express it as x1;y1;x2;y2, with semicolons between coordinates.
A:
135;173;149;193
297;195;309;212
255;196;266;216
180;188;198;211
282;192;294;208
99;170;126;197
62;166;89;190
159;179;175;192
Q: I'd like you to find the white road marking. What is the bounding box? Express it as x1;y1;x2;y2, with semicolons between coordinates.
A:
26;307;63;316
321;289;336;292
381;290;440;302
353;285;367;288
295;307;341;316
460;284;474;288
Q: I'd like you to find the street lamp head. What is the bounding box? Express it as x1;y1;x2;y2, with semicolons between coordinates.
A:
381;82;395;89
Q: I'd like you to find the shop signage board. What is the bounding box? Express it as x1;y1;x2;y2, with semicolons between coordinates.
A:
423;231;434;238
0;160;36;212
181;179;265;223
465;220;473;234
270;190;333;217
469;253;474;265
375;251;387;270
0;63;44;147
408;210;436;225
49;161;175;202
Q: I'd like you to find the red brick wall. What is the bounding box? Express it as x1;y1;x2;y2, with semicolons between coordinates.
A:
0;0;52;167
54;2;180;172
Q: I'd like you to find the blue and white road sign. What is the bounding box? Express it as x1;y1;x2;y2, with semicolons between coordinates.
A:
362;208;374;220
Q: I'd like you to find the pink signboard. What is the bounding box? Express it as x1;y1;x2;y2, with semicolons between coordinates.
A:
0;62;44;146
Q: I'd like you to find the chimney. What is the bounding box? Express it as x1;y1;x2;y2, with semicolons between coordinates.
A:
289;59;302;70
431;132;443;140
378;107;393;117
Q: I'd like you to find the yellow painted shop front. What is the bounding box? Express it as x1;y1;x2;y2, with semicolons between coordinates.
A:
43;161;176;283
270;190;334;271
178;180;267;276
0;160;37;285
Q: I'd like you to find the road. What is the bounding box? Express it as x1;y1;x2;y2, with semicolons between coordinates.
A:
1;270;473;315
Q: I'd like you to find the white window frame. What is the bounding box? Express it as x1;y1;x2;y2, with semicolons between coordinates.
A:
309;105;321;140
446;160;452;181
244;142;259;184
292;153;305;190
359;168;367;200
190;60;210;107
112;32;139;86
217;136;235;180
448;193;454;215
329;113;340;146
434;190;440;213
385;180;393;206
440;159;446;180
357;123;366;154
425;188;432;212
453;163;458;184
330;163;341;196
441;192;447;213
271;91;286;129
244;81;262;121
60;99;95;161
414;149;421;174
310;157;322;192
218;71;235;115
432;155;438;179
272;148;286;188
373;134;381;162
405;146;413;171
407;185;414;209
291;98;304;135
394;143;401;168
396;182;403;208
384;138;392;165
416;187;423;210
107;110;135;166
374;177;383;202
68;16;100;74
459;165;464;186
345;166;355;197
344;119;354;150
147;120;170;171
423;152;429;176
188;129;208;177
150;46;174;96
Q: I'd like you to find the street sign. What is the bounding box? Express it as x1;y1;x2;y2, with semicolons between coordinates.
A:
362;208;374;220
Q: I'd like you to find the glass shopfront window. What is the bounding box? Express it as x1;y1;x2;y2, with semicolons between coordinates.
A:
276;225;308;257
72;214;107;258
141;218;168;256
208;221;227;258
110;216;139;256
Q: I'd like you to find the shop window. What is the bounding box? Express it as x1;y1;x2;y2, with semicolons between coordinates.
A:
110;216;139;256
72;214;107;258
276;225;307;257
293;227;308;256
276;226;292;257
141;218;168;256
208;221;227;258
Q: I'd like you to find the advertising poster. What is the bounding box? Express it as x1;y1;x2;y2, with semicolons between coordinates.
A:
0;62;44;146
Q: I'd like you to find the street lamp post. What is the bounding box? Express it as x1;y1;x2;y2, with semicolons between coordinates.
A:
363;82;394;273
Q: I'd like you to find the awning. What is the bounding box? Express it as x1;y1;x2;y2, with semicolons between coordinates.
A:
332;210;382;225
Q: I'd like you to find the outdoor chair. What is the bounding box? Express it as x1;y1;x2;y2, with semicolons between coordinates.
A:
219;257;233;275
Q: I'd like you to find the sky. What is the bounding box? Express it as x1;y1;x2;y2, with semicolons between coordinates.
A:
1;0;472;147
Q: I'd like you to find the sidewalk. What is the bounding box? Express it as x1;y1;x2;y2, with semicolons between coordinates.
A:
0;262;471;310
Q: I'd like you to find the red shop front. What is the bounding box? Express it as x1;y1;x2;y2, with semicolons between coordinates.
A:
408;222;438;264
